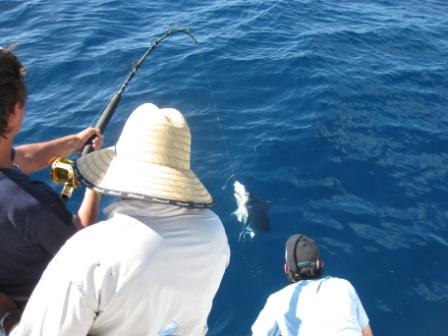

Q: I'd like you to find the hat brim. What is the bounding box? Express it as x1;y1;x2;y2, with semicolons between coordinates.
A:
75;147;213;208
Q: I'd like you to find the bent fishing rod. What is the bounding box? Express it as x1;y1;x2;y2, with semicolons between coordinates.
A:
83;28;198;153
51;28;198;200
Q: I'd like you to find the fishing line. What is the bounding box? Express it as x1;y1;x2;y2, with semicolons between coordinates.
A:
195;46;237;191
195;40;272;241
87;50;118;127
194;40;265;242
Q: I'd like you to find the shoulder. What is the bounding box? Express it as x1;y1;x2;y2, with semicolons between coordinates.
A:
266;282;297;304
198;208;225;227
0;169;73;233
0;168;62;206
49;220;113;272
62;215;146;254
189;208;222;221
0;169;61;214
0;169;31;196
177;208;227;236
325;276;353;287
323;276;359;298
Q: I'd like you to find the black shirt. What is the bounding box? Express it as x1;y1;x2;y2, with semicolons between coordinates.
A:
0;168;76;303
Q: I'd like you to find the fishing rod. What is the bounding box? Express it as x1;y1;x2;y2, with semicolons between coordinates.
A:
82;28;198;154
51;28;198;200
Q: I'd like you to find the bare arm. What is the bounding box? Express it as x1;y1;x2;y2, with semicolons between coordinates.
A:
15;127;104;227
362;324;373;336
73;188;101;228
14;128;103;174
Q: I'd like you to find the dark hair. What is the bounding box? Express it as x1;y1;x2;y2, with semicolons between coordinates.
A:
286;262;324;282
294;265;324;281
0;47;27;139
285;234;324;282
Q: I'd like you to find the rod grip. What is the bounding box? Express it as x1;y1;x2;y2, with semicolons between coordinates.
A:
81;94;121;155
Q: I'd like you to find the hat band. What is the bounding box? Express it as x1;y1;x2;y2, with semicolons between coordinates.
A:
75;164;213;209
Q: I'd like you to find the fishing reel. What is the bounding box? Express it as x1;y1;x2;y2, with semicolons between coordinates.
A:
50;157;79;200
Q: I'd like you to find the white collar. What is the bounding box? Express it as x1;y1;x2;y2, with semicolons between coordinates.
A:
104;199;195;218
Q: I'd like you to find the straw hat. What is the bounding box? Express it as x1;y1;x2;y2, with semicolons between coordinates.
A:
76;103;213;208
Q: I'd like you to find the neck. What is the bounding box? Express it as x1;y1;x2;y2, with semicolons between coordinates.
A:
0;138;14;169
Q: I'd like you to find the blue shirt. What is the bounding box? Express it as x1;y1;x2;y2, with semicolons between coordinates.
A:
0;168;76;304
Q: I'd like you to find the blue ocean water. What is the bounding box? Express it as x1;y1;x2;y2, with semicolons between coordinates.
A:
2;0;448;335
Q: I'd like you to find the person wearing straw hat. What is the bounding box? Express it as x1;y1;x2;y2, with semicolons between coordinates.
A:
0;46;102;332
252;234;373;336
10;103;230;336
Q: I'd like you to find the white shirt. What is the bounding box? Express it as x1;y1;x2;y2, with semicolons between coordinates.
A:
252;276;369;336
11;200;230;336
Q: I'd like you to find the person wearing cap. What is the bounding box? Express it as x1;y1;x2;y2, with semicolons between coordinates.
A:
252;234;373;336
0;46;102;327
10;103;230;336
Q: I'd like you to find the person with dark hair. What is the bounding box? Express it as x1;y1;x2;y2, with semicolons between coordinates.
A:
252;234;373;336
0;46;103;323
